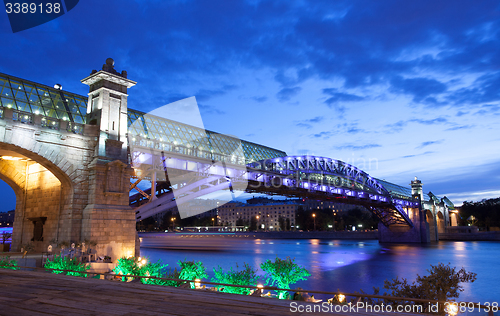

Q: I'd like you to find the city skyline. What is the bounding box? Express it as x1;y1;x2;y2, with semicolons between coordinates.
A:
1;0;499;210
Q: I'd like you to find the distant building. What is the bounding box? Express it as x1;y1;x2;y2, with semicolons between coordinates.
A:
218;199;298;231
0;210;15;227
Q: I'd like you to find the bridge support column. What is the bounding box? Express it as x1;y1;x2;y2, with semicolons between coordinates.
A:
378;206;430;243
81;59;138;261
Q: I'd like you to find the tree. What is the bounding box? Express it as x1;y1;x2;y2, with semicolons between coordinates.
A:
178;259;208;289
212;263;259;295
260;256;311;299
383;263;477;313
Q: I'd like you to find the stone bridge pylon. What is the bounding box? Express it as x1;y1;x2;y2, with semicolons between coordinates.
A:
0;59;137;259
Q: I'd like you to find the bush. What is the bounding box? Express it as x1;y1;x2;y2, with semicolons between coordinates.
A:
113;257;181;286
212;263;259;295
382;262;477;313
260;256;310;299
178;259;208;289
0;256;18;270
44;255;89;277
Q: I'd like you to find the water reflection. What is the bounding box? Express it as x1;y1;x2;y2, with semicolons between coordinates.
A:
140;238;498;303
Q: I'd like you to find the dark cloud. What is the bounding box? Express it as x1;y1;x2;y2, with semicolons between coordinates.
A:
2;0;499;113
448;72;500;105
390;76;447;103
277;86;302;102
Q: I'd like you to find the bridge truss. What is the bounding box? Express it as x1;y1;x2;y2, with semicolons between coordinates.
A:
130;150;419;228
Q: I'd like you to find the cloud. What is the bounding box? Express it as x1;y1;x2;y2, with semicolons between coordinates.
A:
198;104;225;115
416;140;443;149
312;131;334;138
277;86;302;102
195;85;238;102
448;72;500;105
311;123;366;138
334;143;382;150
322;88;366;113
390;76;447;104
385;117;449;132
445;125;474;131
295;116;324;129
402;151;435;158
252;96;268;103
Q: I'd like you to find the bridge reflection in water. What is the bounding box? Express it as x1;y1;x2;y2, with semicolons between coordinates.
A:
140;236;497;304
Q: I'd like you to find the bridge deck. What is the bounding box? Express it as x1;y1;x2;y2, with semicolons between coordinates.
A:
0;269;418;316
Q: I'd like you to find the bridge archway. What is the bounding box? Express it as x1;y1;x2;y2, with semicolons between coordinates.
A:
0;142;74;253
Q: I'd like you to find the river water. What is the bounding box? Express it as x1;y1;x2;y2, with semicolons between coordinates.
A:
140;236;499;304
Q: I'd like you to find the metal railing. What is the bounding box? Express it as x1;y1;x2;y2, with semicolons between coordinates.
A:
3;265;495;314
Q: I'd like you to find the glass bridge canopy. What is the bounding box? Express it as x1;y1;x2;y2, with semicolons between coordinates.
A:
0;73;88;123
0;72;286;164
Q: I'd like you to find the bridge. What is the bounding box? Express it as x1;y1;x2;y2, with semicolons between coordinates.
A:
0;59;456;259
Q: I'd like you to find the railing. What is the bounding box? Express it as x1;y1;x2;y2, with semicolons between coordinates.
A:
5;266;495;315
0;107;85;135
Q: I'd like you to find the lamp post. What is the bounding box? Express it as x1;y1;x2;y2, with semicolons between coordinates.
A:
171;217;175;231
256;215;259;231
212;217;215;229
312;213;316;231
332;208;336;231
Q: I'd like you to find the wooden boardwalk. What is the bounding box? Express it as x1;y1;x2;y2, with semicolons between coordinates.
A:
0;269;421;316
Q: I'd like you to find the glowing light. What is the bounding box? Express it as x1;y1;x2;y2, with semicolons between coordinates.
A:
448;303;458;316
337;294;345;302
257;284;263;289
1;156;23;161
194;279;201;288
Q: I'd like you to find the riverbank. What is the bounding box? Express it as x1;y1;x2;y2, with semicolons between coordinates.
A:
0;269;425;316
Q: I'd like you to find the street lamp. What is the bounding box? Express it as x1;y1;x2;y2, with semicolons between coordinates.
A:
312;213;316;231
256;215;259;231
212;217;215;228
171;217;175;231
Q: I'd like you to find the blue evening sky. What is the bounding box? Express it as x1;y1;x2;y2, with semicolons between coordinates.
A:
0;0;499;210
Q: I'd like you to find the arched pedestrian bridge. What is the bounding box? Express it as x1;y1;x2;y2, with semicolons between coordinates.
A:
0;60;455;258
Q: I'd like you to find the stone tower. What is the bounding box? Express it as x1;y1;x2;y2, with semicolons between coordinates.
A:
410;176;424;201
80;58;138;260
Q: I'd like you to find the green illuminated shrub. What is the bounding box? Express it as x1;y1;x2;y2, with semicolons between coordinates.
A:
113;257;145;282
113;257;181;286
178;259;208;289
212;263;259;295
260;256;311;299
44;255;89;277
0;256;18;270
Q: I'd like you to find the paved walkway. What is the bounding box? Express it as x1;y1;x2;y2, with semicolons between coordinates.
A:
0;269;421;316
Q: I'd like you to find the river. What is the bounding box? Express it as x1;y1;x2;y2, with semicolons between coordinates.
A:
140;235;499;304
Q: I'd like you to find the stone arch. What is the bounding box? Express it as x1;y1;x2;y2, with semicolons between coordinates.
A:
436;211;445;233
425;209;437;241
0;142;76;252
